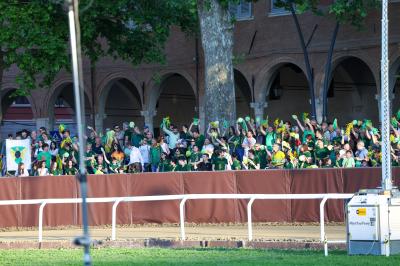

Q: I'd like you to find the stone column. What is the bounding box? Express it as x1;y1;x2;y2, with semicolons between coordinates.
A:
250;102;268;125
141;110;157;133
95;113;105;134
315;98;323;124
35;117;50;130
198;106;206;134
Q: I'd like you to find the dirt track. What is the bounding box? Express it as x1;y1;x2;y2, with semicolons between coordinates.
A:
0;224;346;242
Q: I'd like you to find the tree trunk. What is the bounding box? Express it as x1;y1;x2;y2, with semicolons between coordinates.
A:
0;51;4;126
197;0;236;129
289;3;316;119
322;22;340;122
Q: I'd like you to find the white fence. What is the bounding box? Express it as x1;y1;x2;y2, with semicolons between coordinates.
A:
0;193;354;256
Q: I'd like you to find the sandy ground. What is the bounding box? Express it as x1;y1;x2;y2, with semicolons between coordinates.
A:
0;224;346;242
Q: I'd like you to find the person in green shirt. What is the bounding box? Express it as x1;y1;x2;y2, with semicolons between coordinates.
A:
93;153;109;174
85;144;96;174
124;124;134;144
131;126;144;148
109;158;122;173
49;162;62;176
150;139;161;172
174;157;190;172
259;126;276;152
231;153;242;170
37;143;52;169
254;144;268;169
188;145;202;170
192;130;205;150
212;150;228;171
314;140;330;166
159;153;172;172
64;160;78;175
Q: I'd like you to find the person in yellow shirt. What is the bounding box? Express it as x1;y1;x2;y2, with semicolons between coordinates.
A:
268;144;286;168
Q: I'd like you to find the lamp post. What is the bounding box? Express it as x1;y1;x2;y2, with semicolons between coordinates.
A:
66;0;92;265
380;0;392;191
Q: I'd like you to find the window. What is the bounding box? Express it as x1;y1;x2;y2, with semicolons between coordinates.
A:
229;0;252;20
270;0;290;16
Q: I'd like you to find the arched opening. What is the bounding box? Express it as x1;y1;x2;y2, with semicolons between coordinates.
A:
101;78;143;130
234;69;252;118
153;74;196;132
391;59;400;113
49;83;91;133
1;89;35;136
264;63;310;120
327;57;377;123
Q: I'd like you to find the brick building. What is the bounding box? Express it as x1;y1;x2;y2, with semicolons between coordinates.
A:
1;1;400;136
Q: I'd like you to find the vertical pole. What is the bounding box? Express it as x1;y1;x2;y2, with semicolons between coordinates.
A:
319;197;328;256
111;199;123;241
38;202;47;243
289;3;316;119
67;0;91;265
179;198;188;240
381;0;392;191
247;198;256;241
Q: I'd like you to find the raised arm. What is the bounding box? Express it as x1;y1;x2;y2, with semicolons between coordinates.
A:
188;122;194;137
101;148;110;164
259;125;266;136
162;124;173;136
294;118;305;132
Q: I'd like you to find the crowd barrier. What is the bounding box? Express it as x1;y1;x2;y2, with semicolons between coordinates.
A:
0;168;398;228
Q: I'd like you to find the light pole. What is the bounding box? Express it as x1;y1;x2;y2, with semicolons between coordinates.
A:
66;0;92;265
380;0;392;191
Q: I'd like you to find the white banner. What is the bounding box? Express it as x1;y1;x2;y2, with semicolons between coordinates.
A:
6;139;31;171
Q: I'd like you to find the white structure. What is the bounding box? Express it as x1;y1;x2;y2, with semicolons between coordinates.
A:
347;190;400;255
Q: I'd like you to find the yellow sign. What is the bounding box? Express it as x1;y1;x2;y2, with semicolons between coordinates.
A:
356;208;367;216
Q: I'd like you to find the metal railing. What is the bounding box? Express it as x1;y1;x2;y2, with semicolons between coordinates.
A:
0;193;353;256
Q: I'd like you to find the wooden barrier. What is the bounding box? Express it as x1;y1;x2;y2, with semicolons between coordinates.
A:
0;168;398;228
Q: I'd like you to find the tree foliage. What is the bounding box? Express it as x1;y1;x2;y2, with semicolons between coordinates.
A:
275;0;380;29
0;1;69;95
0;0;195;95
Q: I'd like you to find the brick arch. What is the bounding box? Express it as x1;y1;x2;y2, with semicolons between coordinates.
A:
45;78;92;128
43;78;93;117
96;72;143;110
254;56;307;103
145;69;196;112
331;54;378;93
234;67;253;100
0;87;37;120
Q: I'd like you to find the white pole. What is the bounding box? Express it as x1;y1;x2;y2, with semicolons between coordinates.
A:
381;0;392;191
247;198;256;241
179;198;188;240
38;202;47;243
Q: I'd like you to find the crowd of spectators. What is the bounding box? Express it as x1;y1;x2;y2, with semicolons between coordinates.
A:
0;112;398;177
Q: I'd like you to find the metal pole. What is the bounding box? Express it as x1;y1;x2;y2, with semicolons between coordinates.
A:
381;0;392;191
179;197;188;240
247;198;256;241
67;0;91;265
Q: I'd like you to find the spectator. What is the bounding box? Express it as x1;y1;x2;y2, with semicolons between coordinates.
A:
15;163;29;177
342;150;355;168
